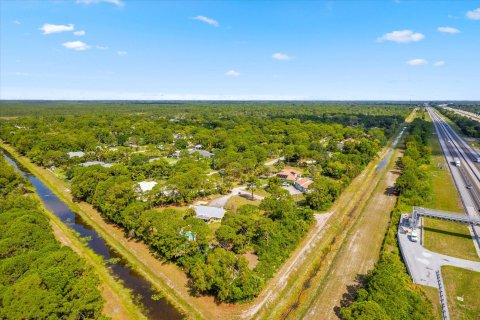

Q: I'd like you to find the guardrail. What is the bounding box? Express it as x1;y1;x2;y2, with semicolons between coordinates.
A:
436;269;450;320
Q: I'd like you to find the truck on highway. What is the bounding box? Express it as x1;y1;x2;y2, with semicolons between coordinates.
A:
454;158;461;167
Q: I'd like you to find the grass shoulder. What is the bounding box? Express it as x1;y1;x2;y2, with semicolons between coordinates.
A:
442;266;480;320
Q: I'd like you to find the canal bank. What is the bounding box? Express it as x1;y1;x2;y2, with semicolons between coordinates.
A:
1;144;188;320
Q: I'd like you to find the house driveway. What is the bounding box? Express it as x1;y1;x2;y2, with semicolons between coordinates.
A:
209;187;264;208
282;185;302;195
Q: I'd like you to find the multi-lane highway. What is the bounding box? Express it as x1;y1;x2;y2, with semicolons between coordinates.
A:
427;107;480;252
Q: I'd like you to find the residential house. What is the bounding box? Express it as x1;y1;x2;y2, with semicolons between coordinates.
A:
192;205;225;222
80;161;112;168
67;151;85;158
276;169;301;182
294;178;314;192
137;181;158;193
189;149;214;158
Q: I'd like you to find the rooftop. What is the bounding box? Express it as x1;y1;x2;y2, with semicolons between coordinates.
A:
138;181;158;192
193;205;226;220
67;151;85;158
80;161;112;168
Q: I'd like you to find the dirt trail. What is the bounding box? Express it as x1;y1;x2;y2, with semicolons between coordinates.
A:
303;149;403;320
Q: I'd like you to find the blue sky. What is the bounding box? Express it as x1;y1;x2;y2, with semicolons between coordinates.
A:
1;0;479;100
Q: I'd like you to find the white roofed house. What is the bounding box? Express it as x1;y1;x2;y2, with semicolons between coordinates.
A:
137;181;158;193
80;161;113;168
136;181;158;203
192;205;225;222
189;149;214;158
67;151;85;158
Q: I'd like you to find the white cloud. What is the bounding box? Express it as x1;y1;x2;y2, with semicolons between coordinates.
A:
13;20;21;25
40;23;75;35
272;53;292;61
76;0;124;6
74;30;86;36
192;16;219;27
225;70;240;77
62;41;90;51
466;8;480;20
406;58;428;66
434;61;446;67
437;26;460;34
377;30;425;43
96;45;109;50
117;51;127;56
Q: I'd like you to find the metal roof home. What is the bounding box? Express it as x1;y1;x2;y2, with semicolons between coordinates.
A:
80;161;113;168
189;149;214;158
67;151;85;158
137;181;158;193
192;205;225;221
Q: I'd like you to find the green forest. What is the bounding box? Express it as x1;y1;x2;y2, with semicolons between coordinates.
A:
0;156;105;319
340;116;434;319
0;102;412;302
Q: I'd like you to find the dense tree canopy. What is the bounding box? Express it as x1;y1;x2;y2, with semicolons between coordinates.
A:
0;101;413;303
0;157;105;319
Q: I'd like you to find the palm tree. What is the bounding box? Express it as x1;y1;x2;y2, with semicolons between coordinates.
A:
247;176;260;200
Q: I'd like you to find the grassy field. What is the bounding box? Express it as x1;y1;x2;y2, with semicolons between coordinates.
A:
423;113;480;261
442;266;480;320
224;195;261;212
424;219;480;261
420;285;443;320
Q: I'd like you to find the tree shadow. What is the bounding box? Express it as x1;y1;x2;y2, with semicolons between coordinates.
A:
334;273;367;317
384;186;399;196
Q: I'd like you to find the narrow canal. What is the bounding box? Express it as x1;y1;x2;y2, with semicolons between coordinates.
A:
2;150;183;320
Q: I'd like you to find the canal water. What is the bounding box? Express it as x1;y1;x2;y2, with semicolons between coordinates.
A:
376;127;407;172
2;150;182;320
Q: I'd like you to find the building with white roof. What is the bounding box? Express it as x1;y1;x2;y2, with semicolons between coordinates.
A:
67;151;85;158
192;205;226;222
138;181;158;193
80;161;112;168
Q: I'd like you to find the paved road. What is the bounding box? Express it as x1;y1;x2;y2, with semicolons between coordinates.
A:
398;214;480;288
264;156;285;166
428;107;480;255
209;187;264;208
282;185;302;195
